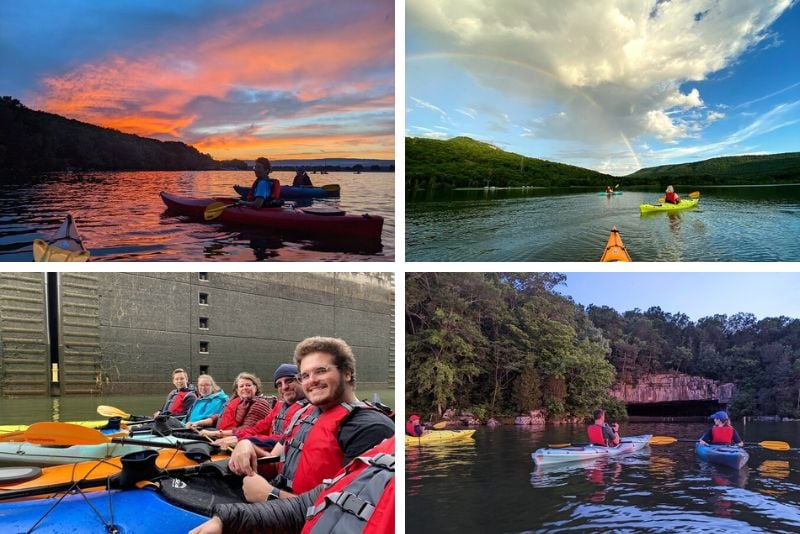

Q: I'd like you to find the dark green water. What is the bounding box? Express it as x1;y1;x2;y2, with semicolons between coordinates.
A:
406;185;800;261
407;421;800;532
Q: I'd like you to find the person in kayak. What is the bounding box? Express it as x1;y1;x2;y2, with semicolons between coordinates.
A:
185;374;228;424
292;165;313;186
699;411;744;447
237;157;282;208
664;185;681;204
154;368;197;418
406;414;427;436
605;185;613;194
188;436;395;534
187;372;273;440
226;336;395;502
588;408;620;446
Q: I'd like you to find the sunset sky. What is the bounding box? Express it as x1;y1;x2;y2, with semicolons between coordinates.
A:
0;0;394;160
407;0;799;175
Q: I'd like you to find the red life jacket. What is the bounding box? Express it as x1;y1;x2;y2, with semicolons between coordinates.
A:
236;399;308;440
405;421;423;436
278;402;386;494
168;390;189;414
711;426;734;444
302;437;395;534
665;191;679;204
247;177;281;201
587;424;607;446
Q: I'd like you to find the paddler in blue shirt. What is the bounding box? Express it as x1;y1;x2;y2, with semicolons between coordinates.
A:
238;157;282;208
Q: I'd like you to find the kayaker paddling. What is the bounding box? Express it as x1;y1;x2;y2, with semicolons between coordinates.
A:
237;157;283;208
587;408;620;446
406;414;427;437
664;185;681;204
292;165;313;187
698;411;744;447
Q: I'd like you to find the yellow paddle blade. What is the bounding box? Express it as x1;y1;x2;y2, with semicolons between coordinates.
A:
97;405;131;419
657;197;665;203
432;422;447;430
32;240;90;262
547;443;572;448
649;436;679;445
203;202;233;221
759;440;790;451
688;191;701;198
24;422;108;446
322;184;340;192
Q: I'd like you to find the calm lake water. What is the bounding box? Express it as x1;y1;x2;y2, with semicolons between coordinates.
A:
0;170;394;261
406;185;800;261
407;422;800;533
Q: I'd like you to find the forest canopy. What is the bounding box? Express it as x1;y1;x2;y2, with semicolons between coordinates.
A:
406;273;800;421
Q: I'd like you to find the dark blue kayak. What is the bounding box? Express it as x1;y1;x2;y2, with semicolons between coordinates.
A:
234;183;340;199
0;487;206;532
695;442;749;469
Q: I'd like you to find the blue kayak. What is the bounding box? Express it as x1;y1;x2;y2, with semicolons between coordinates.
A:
234;183;340;199
0;487;206;532
695;442;749;469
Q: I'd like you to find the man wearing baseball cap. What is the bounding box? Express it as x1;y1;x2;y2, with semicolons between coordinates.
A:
406;414;426;437
699;411;744;447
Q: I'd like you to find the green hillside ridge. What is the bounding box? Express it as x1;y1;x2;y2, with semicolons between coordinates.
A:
406;136;613;189
407;135;800;189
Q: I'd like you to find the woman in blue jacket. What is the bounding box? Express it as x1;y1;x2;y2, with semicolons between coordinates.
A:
186;374;228;423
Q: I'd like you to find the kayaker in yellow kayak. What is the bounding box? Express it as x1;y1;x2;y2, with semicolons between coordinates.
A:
698;411;744;447
664;185;681;204
587;408;620;446
406;414;428;436
238;157;283;208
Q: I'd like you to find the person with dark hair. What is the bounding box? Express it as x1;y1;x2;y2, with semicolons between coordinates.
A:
226;337;394;504
699;411;743;446
238;157;282;208
154;368;196;418
587;408;620;446
292;166;313;187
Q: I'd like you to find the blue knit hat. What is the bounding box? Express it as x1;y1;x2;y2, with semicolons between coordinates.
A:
710;411;729;421
273;363;298;386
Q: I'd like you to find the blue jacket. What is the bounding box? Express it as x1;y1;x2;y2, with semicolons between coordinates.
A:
186;389;229;423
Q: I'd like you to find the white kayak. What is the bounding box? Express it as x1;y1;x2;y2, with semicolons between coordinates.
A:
531;435;652;466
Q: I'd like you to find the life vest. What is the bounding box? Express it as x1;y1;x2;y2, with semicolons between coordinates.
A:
665;191;679;204
587;424;607;446
405;421;423;436
276;402;387;494
302;437;395;534
247;177;281;201
711;426;734;444
217;396;270;431
167;389;190;414
273;399;308;436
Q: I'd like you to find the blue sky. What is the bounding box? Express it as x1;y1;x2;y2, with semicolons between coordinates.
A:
406;1;800;176
557;273;800;321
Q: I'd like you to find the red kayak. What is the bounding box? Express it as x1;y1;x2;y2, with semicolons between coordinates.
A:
160;192;383;242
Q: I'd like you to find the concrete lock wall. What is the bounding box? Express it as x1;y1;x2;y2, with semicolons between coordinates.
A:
0;272;394;396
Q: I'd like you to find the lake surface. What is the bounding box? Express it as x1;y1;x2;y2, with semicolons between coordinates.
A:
406;185;800;261
0;170;394;261
406;422;800;533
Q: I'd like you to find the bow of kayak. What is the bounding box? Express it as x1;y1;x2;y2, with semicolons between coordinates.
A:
695;442;749;469
640;198;699;214
405;429;476;446
532;435;652;466
160;192;383;242
33;214;90;262
600;226;632;262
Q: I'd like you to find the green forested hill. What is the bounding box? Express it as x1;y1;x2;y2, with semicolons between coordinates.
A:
626;152;800;184
0;96;216;175
406;136;614;189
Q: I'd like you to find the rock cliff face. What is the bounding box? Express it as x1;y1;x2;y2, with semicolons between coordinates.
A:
611;373;734;404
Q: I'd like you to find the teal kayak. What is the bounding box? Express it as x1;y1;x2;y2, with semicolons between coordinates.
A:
597;191;623;196
532;435;652;465
695;442;749;469
639;198;699;213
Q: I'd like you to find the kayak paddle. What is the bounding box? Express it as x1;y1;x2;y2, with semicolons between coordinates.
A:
97;405;151;421
649;435;789;451
32;240;90;262
23;422;208;448
321;184;340;193
432;422;447;430
203;201;238;221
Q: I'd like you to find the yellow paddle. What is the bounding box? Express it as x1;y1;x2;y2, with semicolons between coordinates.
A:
23;422;209;447
203;201;238;221
657;191;700;203
432;422;447;430
321;184;340;193
32;240;90;262
649;435;789;451
97;405;151;421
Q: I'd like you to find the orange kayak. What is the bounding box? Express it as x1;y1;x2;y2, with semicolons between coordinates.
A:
600;226;632;262
0;448;226;499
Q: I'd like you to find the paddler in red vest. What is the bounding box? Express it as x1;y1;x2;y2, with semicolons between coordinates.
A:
154;368;197;418
406;414;427;436
664;185;681;204
189;436;395;534
699;411;744;446
237;157;282;208
226;336;394;503
587;408;620;446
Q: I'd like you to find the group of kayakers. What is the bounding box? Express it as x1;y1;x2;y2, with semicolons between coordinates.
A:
132;336;394;533
588;408;742;447
236;157;316;209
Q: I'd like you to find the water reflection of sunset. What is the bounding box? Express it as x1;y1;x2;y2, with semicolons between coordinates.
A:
7;1;394;160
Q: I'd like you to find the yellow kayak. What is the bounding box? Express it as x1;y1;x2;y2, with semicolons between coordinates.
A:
600;226;632;262
405;429;476;446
